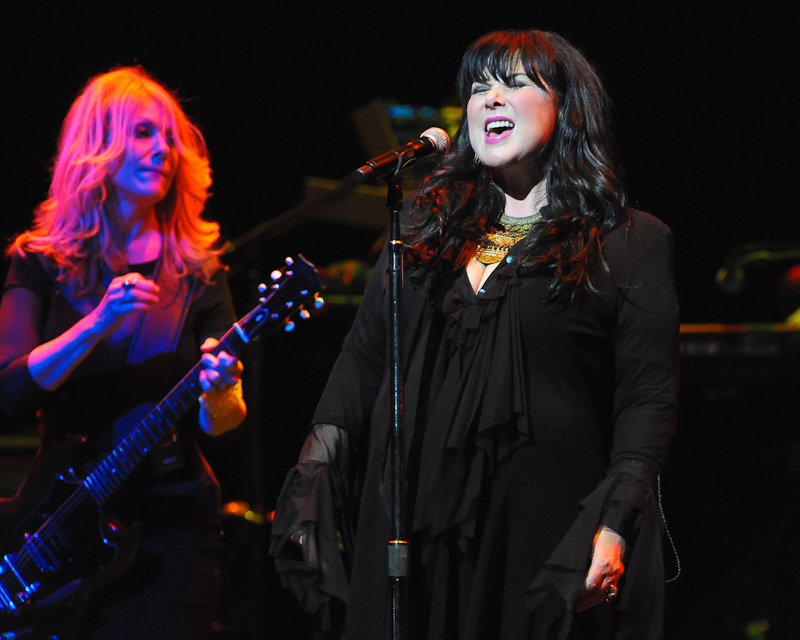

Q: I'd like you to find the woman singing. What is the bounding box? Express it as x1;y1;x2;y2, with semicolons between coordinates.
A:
0;67;245;638
271;30;679;639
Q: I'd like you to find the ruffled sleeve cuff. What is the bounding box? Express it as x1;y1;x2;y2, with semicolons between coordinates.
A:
269;439;355;628
525;460;666;640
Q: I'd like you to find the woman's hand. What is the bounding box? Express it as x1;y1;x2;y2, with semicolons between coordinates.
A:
198;337;246;435
575;526;625;612
28;273;160;390
89;273;160;336
289;530;317;567
199;337;243;391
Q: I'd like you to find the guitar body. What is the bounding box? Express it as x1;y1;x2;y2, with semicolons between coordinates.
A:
0;437;140;634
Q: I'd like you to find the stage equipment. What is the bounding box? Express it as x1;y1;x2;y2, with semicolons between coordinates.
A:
679;323;800;381
715;244;800;295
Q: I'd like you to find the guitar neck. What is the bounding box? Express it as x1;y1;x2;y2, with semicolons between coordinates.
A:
81;326;247;506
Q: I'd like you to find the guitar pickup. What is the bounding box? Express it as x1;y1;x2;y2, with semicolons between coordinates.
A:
24;532;61;573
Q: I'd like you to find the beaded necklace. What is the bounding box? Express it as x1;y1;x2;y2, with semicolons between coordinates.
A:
474;211;543;265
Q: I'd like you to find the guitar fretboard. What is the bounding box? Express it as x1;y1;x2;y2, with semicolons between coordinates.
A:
82;330;248;505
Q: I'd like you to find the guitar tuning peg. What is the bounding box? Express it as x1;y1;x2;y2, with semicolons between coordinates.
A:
270;270;282;281
285;257;294;266
284;318;296;332
259;297;267;305
299;309;311;319
314;294;325;309
258;283;267;293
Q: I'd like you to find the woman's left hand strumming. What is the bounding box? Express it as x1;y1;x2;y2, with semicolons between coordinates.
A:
198;337;246;435
576;526;625;612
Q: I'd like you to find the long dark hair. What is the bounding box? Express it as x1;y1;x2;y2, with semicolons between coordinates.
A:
404;30;627;300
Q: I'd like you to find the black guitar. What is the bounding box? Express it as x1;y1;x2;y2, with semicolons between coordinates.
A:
0;256;321;627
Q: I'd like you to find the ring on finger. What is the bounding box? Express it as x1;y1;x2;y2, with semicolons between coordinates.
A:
605;584;618;602
122;280;136;291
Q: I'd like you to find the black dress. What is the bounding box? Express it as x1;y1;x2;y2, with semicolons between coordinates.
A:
0;251;236;639
271;209;679;639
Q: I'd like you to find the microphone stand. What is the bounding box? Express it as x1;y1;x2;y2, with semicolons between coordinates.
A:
354;128;449;639
385;177;409;640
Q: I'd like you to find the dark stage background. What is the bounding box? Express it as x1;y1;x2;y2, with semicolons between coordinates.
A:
0;2;798;638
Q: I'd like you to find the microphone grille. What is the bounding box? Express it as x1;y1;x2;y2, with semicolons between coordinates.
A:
420;127;451;154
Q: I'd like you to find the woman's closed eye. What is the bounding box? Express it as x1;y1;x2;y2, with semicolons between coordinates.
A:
508;74;537;89
133;122;175;146
134;123;155;139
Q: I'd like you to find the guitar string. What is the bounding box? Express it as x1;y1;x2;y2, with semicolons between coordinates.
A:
14;485;93;573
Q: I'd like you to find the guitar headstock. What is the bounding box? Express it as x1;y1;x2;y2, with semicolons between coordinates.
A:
232;255;323;345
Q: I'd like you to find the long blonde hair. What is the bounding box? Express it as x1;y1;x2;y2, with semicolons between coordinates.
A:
9;66;220;295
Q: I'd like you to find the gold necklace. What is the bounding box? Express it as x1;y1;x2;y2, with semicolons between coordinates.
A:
474;211;543;265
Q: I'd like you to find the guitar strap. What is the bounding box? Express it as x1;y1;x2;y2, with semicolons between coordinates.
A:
124;254;197;475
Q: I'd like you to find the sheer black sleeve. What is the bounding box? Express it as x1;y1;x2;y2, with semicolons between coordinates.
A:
269;248;392;625
310;247;389;440
269;424;355;629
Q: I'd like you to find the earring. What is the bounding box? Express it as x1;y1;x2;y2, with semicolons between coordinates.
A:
473;152;481;165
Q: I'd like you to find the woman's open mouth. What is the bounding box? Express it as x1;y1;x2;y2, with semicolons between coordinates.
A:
485;118;514;143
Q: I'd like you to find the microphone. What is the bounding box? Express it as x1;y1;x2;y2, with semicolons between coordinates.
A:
354;127;450;184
